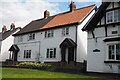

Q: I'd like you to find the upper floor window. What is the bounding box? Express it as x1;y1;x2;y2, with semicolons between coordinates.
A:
46;48;56;58
62;27;69;36
28;33;35;40
108;44;120;60
106;11;113;23
24;50;31;59
18;36;23;42
106;9;120;24
45;30;54;38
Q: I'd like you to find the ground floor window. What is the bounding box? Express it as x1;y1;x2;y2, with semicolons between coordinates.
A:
24;50;31;59
46;48;56;58
108;44;120;60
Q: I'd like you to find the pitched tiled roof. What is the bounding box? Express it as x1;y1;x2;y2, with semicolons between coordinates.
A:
40;4;96;30
14;4;95;36
14;16;54;35
0;27;21;40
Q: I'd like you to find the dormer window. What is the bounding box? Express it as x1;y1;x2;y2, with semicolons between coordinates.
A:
106;9;120;24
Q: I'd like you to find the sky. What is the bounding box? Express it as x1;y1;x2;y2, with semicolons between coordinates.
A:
0;0;102;32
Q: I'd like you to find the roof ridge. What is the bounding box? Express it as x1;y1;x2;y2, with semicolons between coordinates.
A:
32;4;96;21
54;4;96;16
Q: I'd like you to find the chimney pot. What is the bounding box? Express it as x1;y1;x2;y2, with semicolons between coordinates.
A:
44;10;50;18
69;1;76;12
10;23;15;30
2;25;7;33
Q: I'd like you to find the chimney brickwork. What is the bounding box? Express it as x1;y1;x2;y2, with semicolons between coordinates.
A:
10;23;15;30
2;25;7;33
70;1;76;12
44;10;50;18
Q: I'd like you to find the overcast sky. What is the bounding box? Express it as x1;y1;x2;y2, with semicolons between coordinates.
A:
0;0;102;31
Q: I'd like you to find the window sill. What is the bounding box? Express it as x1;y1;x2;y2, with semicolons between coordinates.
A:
104;61;120;63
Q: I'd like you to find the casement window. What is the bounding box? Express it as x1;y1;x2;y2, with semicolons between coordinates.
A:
45;30;54;38
46;48;56;58
106;11;113;23
106;9;120;24
18;36;23;42
28;33;35;40
24;50;31;58
108;44;120;60
62;27;69;36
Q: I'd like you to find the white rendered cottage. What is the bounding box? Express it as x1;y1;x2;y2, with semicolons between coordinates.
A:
82;2;120;73
0;24;21;62
12;2;96;64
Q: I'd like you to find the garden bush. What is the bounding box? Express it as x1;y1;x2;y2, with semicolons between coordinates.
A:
16;62;53;71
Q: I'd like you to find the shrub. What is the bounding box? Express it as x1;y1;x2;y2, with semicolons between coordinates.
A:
16;62;53;70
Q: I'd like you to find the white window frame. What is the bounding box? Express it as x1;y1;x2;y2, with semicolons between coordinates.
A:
46;48;56;59
107;43;120;61
45;30;54;38
106;11;114;24
18;36;23;42
28;33;35;41
24;50;31;59
62;27;69;36
106;9;120;24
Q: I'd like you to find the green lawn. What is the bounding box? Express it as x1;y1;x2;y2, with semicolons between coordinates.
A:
1;68;103;80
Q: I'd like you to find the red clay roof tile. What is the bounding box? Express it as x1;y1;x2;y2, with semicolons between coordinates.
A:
40;4;95;30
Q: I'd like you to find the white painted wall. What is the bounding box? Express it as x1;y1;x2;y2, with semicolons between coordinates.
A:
15;25;76;62
0;35;14;61
77;9;95;62
87;34;120;73
0;29;20;61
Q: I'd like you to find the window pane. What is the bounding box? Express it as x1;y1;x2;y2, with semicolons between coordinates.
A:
24;50;26;58
29;50;31;58
50;51;53;58
54;48;56;58
114;10;118;22
45;31;47;37
51;30;54;37
33;34;35;39
106;12;113;23
116;44;120;60
110;12;113;22
47;49;49;58
62;28;65;36
48;33;50;37
108;45;115;60
66;28;69;35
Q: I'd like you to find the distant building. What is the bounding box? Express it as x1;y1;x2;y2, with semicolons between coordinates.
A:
0;24;21;61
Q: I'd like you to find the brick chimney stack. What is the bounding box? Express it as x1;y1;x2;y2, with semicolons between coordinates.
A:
69;1;76;12
44;10;50;19
10;23;15;30
2;25;7;33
